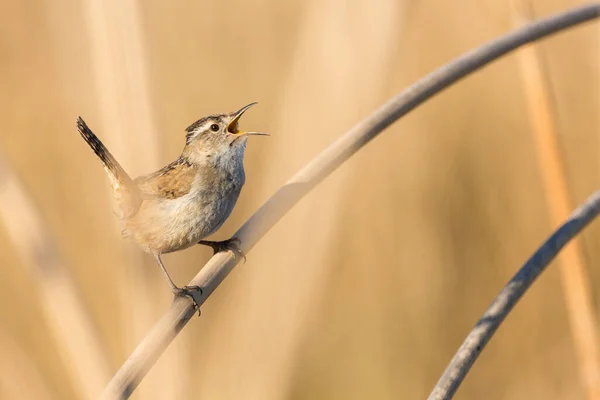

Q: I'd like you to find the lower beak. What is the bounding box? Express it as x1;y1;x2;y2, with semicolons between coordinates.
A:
242;131;269;137
227;102;268;137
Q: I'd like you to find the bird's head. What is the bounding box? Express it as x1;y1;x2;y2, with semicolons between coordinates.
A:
183;102;268;162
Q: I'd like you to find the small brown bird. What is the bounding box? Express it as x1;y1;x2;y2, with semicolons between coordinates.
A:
77;103;267;305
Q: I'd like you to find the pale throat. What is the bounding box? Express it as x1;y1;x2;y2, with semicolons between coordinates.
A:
184;139;247;173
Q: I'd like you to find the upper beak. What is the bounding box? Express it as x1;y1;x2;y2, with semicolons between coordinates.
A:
227;102;269;136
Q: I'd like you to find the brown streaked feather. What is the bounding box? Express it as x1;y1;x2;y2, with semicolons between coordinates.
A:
134;157;197;200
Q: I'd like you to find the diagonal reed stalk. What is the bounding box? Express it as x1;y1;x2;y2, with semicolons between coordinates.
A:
0;158;111;400
428;188;600;400
100;4;600;399
511;1;600;398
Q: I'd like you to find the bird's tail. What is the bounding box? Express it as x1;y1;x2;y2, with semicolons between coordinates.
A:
76;117;140;217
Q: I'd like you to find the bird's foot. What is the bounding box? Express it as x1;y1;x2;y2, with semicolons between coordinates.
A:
198;237;246;262
172;285;203;316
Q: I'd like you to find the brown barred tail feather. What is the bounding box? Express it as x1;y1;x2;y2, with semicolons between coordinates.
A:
76;117;133;187
76;117;141;217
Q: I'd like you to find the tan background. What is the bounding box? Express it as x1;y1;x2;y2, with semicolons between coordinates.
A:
0;0;598;399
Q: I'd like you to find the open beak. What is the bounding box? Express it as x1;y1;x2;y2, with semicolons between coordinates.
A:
227;102;269;137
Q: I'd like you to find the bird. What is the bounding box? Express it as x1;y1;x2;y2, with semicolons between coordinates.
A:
76;103;267;308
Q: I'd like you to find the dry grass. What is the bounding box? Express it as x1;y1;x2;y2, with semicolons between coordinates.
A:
0;158;110;399
0;330;54;400
0;0;598;399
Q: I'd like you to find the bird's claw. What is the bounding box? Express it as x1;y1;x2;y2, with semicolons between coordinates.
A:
172;285;203;316
198;237;246;263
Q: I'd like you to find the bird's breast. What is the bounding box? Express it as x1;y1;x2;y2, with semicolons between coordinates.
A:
124;161;246;254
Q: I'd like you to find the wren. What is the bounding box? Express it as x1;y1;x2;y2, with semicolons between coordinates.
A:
77;103;267;308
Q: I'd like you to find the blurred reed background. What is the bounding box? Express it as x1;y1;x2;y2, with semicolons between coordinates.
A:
0;0;598;399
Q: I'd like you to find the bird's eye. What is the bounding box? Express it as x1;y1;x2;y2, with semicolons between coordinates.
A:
210;124;220;132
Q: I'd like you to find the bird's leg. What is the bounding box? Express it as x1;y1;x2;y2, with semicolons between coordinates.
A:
198;237;246;262
154;254;202;314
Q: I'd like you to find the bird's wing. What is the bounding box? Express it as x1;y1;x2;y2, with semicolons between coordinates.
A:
135;158;197;200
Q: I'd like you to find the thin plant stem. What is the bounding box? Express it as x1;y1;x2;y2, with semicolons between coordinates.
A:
427;189;600;400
